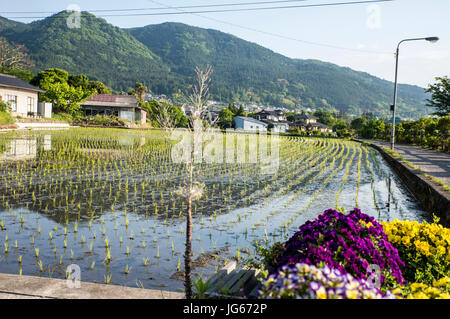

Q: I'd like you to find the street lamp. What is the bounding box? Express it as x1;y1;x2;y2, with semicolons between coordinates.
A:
390;36;439;150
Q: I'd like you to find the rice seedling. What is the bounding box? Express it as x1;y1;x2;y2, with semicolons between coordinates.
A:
124;264;132;274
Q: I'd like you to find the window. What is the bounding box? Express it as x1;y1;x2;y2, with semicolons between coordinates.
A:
27;97;35;113
7;95;17;112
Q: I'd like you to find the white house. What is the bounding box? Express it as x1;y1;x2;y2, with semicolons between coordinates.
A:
0;74;44;117
234;116;268;131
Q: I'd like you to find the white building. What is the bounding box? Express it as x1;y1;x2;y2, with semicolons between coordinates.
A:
234;116;268;131
0;74;43;117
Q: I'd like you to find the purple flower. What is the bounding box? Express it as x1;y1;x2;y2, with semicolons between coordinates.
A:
273;208;405;288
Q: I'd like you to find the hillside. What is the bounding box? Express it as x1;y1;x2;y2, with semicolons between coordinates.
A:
129;22;428;117
0;12;430;117
0;12;172;91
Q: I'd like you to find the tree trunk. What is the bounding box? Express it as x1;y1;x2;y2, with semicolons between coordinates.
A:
184;192;193;299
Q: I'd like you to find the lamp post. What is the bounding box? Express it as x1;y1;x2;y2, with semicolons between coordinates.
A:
390;36;439;150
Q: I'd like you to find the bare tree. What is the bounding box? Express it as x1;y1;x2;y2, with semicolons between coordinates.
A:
0;37;34;70
175;65;214;299
155;101;176;130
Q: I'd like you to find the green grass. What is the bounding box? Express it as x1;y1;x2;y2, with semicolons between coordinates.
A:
0;111;15;125
51;112;73;123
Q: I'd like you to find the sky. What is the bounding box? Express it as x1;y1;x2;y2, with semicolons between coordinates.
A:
1;0;449;88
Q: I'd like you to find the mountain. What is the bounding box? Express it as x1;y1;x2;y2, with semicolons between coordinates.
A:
129;22;429;116
0;12;172;91
0;12;430;117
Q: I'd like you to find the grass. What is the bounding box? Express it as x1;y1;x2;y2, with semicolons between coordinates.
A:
0;111;15;125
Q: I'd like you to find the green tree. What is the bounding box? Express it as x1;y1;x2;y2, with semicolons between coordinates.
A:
351;117;366;131
133;82;148;102
426;76;450;117
141;100;187;128
218;108;234;128
68;74;89;89
31;68;94;114
87;81;112;95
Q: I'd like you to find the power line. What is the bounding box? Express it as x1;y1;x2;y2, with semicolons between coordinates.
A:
2;0;394;19
0;1;312;14
148;0;393;55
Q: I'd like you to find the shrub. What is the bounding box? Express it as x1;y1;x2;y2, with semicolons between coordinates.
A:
0;111;15;125
0;100;9;112
392;277;450;299
259;263;395;299
274;208;405;290
382;218;450;285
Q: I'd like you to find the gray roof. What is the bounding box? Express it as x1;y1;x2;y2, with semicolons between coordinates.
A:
82;94;138;108
296;114;318;119
234;116;268;126
0;74;43;93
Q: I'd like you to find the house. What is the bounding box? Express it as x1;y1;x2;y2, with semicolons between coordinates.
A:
295;114;318;124
81;94;147;124
234;116;268;131
254;110;287;122
260;119;290;133
0;74;44;117
291;114;332;133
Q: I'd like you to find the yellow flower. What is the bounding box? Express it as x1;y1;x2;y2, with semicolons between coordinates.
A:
433;277;449;287
345;289;358;299
316;287;327;299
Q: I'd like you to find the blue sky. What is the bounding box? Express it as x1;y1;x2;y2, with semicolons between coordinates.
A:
1;0;449;88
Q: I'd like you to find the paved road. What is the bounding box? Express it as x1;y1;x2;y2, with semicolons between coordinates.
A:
0;273;184;299
363;140;450;187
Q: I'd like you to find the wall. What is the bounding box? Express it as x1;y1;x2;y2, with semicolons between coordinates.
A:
0;87;38;117
362;141;450;227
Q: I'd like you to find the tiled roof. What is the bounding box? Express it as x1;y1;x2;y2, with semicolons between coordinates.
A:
296;115;318;119
82;94;138;108
0;73;43;92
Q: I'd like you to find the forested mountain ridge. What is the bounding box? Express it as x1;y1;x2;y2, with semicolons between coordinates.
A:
0;11;429;117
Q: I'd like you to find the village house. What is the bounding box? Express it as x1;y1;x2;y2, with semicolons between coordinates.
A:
234;116;268;131
81;94;147;124
0;74;44;118
254;109;287;122
292;114;332;133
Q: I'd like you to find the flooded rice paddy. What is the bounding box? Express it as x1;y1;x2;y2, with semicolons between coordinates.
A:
0;128;430;291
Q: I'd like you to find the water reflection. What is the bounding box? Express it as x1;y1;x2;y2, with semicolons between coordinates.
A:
1;139;37;161
0;135;53;161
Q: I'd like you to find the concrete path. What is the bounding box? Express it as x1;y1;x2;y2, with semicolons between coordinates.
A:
363;140;450;187
0;273;184;299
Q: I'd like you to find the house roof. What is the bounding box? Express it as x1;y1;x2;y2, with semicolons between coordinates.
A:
296;114;318;119
234;116;268;126
0;74;44;93
261;119;289;126
306;122;329;128
258;109;285;116
82;94;138;108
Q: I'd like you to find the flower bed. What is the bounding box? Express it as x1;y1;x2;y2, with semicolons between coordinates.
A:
257;208;450;299
259;263;395;299
382;218;450;286
273;208;405;290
